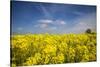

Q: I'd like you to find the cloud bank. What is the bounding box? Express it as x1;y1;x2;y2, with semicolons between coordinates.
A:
33;12;96;34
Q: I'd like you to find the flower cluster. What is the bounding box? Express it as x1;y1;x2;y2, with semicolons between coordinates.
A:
11;33;96;66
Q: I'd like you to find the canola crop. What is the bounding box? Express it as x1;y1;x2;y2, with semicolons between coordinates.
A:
11;33;96;66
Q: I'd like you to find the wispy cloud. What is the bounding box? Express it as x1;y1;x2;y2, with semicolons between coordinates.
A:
66;12;96;33
38;19;66;25
39;4;52;19
38;19;53;24
77;13;96;29
34;19;66;33
32;12;96;34
55;20;66;25
73;11;85;16
40;23;48;28
34;23;48;28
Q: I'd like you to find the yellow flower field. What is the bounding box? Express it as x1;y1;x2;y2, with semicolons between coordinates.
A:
11;33;96;66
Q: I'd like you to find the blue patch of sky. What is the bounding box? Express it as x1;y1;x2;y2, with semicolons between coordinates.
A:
11;1;96;34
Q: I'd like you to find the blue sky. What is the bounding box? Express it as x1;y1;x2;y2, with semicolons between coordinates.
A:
11;1;96;34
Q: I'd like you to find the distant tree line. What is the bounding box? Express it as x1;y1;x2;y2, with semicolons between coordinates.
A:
85;29;96;34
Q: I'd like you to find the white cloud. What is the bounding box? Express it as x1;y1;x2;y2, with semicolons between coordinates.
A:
34;23;48;28
35;19;66;30
38;19;53;24
60;21;66;25
34;12;96;34
40;23;48;28
38;19;66;25
56;20;66;25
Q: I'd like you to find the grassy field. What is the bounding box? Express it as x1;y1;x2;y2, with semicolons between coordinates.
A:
11;33;96;66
